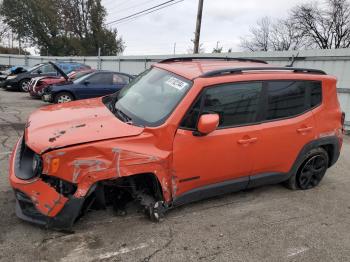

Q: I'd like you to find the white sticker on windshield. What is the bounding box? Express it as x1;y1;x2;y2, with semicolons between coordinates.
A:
165;77;188;91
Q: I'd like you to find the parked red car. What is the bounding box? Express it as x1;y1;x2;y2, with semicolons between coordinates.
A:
28;69;94;98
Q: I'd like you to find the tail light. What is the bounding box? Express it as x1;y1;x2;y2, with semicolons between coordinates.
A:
341;112;345;134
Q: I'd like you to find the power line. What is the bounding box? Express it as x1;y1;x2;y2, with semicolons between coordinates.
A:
106;0;160;14
108;0;185;26
106;0;181;25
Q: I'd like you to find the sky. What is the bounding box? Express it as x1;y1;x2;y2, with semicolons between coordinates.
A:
102;0;306;55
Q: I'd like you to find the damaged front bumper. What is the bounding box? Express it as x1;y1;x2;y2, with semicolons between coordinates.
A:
15;190;85;230
9;138;86;230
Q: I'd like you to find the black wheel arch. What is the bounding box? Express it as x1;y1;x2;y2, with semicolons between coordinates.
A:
290;136;340;176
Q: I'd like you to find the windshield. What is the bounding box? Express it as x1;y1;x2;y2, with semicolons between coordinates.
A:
70;70;92;80
28;64;43;73
114;67;192;127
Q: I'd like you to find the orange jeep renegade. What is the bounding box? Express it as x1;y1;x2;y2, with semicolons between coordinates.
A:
9;57;345;230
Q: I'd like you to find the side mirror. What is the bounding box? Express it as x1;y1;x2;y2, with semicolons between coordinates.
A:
84;80;90;85
194;114;219;136
37;69;42;74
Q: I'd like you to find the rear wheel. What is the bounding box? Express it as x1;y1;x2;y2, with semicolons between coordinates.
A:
54;92;74;103
285;148;329;190
19;79;30;92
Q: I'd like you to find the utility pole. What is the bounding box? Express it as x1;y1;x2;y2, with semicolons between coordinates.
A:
98;47;101;70
193;0;204;54
18;36;21;55
173;42;176;55
11;30;13;48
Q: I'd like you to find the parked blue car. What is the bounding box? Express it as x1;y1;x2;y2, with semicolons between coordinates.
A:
42;70;134;103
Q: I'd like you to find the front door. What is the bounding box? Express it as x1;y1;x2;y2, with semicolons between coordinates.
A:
173;81;263;199
80;72;113;99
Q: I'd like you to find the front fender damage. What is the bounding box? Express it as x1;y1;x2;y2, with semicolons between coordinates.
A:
17;143;174;230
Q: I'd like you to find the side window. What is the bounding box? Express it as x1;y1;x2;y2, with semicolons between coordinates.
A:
266;81;307;120
87;73;112;85
32;64;55;74
265;81;322;121
181;82;262;129
41;64;56;74
310;82;322;107
181;97;202;129
113;74;129;84
204;82;262;127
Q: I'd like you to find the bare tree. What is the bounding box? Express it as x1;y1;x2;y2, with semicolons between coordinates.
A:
240;16;308;51
270;19;310;51
240;16;271;51
291;0;350;49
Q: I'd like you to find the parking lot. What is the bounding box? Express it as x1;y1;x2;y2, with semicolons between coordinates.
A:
0;88;350;262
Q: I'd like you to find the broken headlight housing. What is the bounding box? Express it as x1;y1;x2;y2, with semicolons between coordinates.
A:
15;138;42;180
32;154;42;176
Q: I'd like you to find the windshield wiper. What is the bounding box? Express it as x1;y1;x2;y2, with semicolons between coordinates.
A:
115;108;132;123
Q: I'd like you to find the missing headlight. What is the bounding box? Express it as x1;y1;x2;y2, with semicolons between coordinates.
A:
41;175;77;197
15;139;42;180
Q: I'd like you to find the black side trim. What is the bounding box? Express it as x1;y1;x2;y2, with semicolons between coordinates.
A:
248;172;288;189
172;176;249;207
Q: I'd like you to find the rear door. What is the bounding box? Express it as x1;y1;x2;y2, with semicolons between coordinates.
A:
173;81;263;198
251;80;321;177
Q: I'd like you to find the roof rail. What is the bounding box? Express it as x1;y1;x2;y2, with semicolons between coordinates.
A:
158;56;268;64
200;67;327;78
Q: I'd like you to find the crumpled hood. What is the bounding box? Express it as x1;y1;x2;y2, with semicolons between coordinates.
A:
25;98;144;154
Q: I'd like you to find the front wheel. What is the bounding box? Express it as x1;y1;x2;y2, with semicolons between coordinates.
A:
19;79;30;92
285;148;329;190
54;92;74;104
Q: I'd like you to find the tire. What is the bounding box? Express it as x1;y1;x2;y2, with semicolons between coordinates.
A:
19;79;30;92
54;92;74;104
285;147;329;190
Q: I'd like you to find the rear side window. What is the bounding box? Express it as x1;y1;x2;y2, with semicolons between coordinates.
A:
310;82;322;107
265;81;322;120
266;81;306;120
181;82;262;129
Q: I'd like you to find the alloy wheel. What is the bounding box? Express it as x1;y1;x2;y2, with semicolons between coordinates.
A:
57;95;72;103
298;154;328;189
21;80;29;92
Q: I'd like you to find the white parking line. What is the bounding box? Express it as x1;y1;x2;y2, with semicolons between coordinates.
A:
287;247;309;257
61;241;149;262
98;243;149;260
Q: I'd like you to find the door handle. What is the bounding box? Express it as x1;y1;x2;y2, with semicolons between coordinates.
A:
296;126;313;133
238;137;258;145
